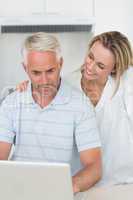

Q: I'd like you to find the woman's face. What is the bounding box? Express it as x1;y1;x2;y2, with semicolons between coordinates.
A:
83;41;115;83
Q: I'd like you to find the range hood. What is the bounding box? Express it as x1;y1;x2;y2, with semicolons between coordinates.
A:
0;14;95;33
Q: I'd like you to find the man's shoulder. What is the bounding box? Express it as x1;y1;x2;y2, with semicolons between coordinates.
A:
63;69;82;90
63;78;84;98
0;89;26;106
62;79;93;111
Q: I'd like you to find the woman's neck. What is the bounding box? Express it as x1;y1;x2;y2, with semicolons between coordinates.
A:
81;76;107;106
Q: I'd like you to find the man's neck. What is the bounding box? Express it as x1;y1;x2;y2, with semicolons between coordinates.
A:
31;79;61;108
32;91;54;108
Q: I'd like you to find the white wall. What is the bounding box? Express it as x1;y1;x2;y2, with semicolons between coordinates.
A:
94;0;133;43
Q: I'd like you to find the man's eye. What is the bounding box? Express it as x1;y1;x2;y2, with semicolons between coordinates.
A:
47;69;55;73
32;71;41;75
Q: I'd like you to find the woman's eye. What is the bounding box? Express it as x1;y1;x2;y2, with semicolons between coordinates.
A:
88;54;94;60
97;64;105;70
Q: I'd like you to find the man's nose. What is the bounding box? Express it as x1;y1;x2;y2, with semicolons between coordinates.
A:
40;73;48;84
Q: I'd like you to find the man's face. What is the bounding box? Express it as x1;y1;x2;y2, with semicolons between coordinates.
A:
24;51;62;98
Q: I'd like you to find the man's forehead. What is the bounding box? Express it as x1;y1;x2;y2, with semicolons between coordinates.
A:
30;65;57;71
26;51;59;66
27;51;57;58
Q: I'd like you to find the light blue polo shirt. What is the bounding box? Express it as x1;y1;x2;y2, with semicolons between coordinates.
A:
0;79;101;175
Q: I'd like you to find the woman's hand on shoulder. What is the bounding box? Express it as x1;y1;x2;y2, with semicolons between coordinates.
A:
16;80;29;92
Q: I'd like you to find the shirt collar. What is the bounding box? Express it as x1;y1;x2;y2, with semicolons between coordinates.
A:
51;79;71;105
20;79;71;105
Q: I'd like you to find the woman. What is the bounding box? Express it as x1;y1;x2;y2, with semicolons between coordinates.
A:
81;31;133;186
17;31;133;186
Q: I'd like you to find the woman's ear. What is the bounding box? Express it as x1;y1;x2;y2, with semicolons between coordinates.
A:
111;65;116;75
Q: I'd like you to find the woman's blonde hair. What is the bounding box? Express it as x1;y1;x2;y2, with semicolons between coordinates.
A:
88;31;133;94
22;32;62;64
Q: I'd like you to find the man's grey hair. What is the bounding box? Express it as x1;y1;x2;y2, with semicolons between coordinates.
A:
22;32;62;64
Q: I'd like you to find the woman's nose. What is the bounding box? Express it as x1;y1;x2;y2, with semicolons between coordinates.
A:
86;60;96;73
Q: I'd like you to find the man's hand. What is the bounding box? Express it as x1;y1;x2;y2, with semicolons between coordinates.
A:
0;142;12;160
72;147;102;193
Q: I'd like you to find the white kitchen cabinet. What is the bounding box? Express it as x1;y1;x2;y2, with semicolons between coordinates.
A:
46;0;94;17
0;0;44;16
0;0;94;17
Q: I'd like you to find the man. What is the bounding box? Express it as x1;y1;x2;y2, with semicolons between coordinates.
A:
0;32;102;193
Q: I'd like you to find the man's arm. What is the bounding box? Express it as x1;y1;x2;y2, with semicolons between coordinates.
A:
0;90;16;160
0;142;12;160
72;147;102;193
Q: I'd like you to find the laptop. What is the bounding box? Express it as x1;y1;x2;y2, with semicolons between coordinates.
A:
0;160;74;200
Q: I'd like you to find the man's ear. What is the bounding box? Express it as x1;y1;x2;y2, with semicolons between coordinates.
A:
22;62;27;72
59;57;63;69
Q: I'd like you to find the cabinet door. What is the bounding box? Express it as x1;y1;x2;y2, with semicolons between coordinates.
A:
46;0;94;17
0;0;44;16
0;0;94;17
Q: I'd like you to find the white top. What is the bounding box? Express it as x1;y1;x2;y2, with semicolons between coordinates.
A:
0;79;101;175
64;66;133;185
